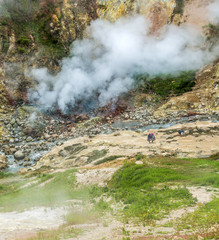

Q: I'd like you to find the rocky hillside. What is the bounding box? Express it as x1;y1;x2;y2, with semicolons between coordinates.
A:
0;0;215;107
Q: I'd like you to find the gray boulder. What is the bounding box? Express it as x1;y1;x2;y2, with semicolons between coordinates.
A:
14;150;25;160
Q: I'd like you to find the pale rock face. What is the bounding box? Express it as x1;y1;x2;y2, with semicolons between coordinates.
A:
97;0;175;31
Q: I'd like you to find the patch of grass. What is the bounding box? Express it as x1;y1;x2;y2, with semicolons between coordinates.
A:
17;47;27;54
86;149;108;163
0;183;15;195
110;163;187;189
175;198;219;231
209;152;219;161
0;172;14;179
107;162;195;222
157;157;219;188
65;209;99;225
35;173;54;183
135;153;144;161
94;197;112;212
17;36;30;46
95;155;123;165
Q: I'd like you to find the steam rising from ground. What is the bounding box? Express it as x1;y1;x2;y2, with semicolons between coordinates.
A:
208;0;219;24
30;7;219;112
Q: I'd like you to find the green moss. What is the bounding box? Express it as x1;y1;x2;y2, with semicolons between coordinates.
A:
173;0;186;15
136;71;196;98
17;36;30;46
87;149;108;163
17;47;27;54
95;155;123;165
0;0;68;58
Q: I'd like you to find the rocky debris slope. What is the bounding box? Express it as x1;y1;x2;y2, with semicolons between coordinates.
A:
154;61;219;118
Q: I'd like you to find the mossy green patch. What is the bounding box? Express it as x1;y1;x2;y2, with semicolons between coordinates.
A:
136;71;196;99
86;149;108;163
95;155;123;165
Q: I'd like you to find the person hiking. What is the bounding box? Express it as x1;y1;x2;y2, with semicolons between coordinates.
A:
147;133;155;143
178;130;184;136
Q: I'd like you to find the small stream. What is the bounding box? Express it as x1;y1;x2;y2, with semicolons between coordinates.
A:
4;141;60;173
112;115;218;131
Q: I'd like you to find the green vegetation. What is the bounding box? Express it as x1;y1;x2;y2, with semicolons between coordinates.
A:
64;144;88;155
107;162;195;222
18;47;27;54
136;71;196;99
205;23;219;48
0;0;69;58
86;149;108;163
0;154;218;238
94;155;219;223
175;198;219;232
95;155;123;165
173;0;186;15
0;172;14;179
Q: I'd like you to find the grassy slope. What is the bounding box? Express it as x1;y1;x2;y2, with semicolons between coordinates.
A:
0;155;218;239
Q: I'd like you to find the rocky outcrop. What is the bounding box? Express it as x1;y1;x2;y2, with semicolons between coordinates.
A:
32;121;219;170
154;60;219;118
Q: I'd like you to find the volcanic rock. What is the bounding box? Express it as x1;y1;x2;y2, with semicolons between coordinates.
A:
14;150;25;160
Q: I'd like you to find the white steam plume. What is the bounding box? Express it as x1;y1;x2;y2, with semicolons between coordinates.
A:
30;15;219;112
208;0;219;24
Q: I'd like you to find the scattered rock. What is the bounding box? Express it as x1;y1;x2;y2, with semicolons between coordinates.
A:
14;150;25;160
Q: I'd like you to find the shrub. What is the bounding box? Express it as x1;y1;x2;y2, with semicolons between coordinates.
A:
17;47;27;54
17;37;30;46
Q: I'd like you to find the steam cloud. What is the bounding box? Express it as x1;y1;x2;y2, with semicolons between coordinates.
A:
208;0;219;24
30;3;219;113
